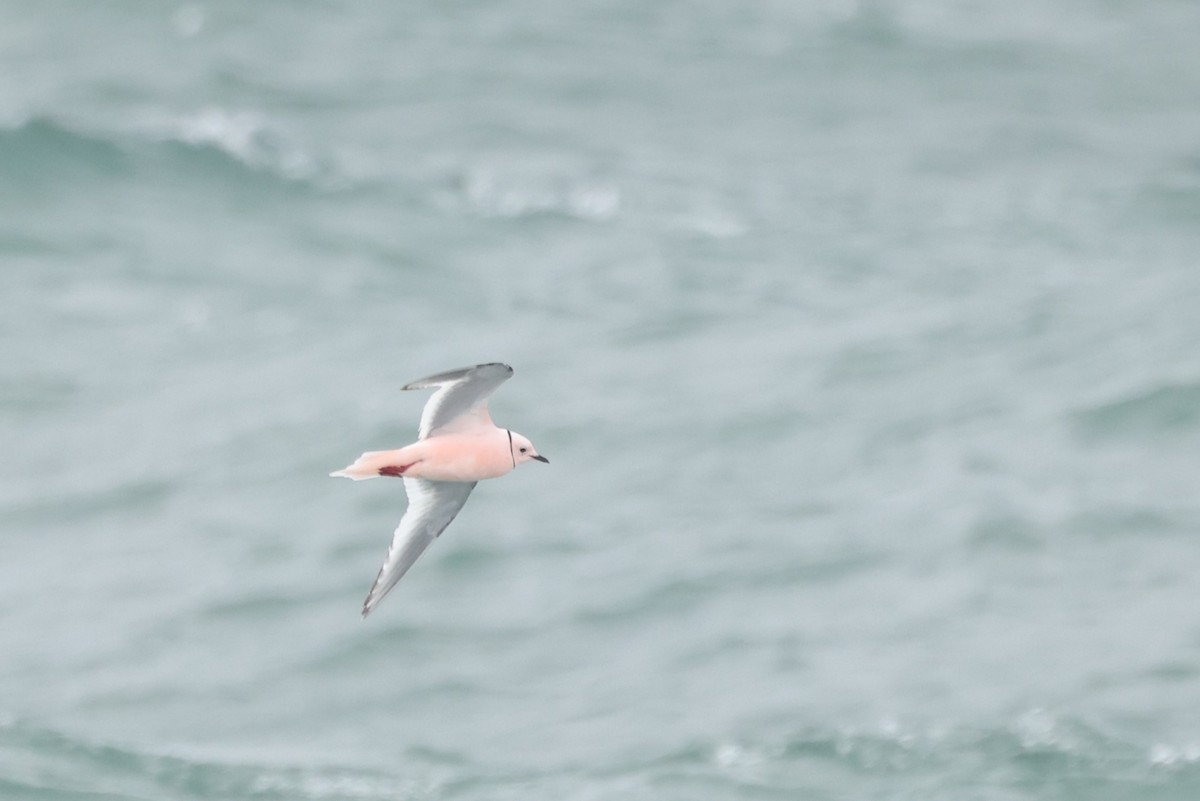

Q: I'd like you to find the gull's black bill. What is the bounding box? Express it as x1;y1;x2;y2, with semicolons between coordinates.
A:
532;454;550;463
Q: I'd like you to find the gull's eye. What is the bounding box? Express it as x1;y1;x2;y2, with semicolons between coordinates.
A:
520;447;528;453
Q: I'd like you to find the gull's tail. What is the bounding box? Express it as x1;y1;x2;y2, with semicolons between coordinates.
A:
330;449;410;480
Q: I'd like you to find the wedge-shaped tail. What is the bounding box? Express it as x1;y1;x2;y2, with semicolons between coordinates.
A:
330;449;411;481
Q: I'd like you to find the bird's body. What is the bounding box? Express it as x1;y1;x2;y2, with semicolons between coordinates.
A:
330;363;547;617
333;428;518;482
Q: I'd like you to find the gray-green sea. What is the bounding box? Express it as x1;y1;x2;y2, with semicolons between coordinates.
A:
4;2;1200;799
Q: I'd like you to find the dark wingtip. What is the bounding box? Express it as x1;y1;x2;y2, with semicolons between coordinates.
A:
402;362;513;390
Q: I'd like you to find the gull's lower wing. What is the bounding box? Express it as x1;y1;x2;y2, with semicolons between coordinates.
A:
361;478;477;618
402;362;513;439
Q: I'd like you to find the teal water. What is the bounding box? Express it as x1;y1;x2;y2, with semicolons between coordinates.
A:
4;1;1200;798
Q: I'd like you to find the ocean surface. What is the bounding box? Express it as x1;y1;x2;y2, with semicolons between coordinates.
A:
4;1;1200;798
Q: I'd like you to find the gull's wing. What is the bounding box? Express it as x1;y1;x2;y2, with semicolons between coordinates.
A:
361;478;476;618
402;362;513;439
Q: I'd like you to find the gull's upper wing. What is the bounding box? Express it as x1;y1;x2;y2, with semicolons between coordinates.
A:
361;478;476;618
403;362;514;439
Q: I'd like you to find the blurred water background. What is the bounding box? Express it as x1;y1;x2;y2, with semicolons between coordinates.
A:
4;1;1200;798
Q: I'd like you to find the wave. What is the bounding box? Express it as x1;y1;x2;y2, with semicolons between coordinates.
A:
0;117;129;180
0;374;79;416
142;107;334;188
0;113;625;222
3;709;1197;798
653;709;1200;793
0;717;405;800
0;111;342;194
1073;380;1200;439
5;478;175;527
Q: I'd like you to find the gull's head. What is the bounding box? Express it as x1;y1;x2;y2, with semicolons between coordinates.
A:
509;431;549;466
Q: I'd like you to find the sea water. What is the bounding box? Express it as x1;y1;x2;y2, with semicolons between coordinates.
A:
4;2;1200;798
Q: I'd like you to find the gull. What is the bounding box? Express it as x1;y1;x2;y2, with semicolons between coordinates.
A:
331;363;548;617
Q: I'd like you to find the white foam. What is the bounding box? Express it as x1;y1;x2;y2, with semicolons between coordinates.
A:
459;166;620;221
137;106;325;183
1150;742;1200;767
